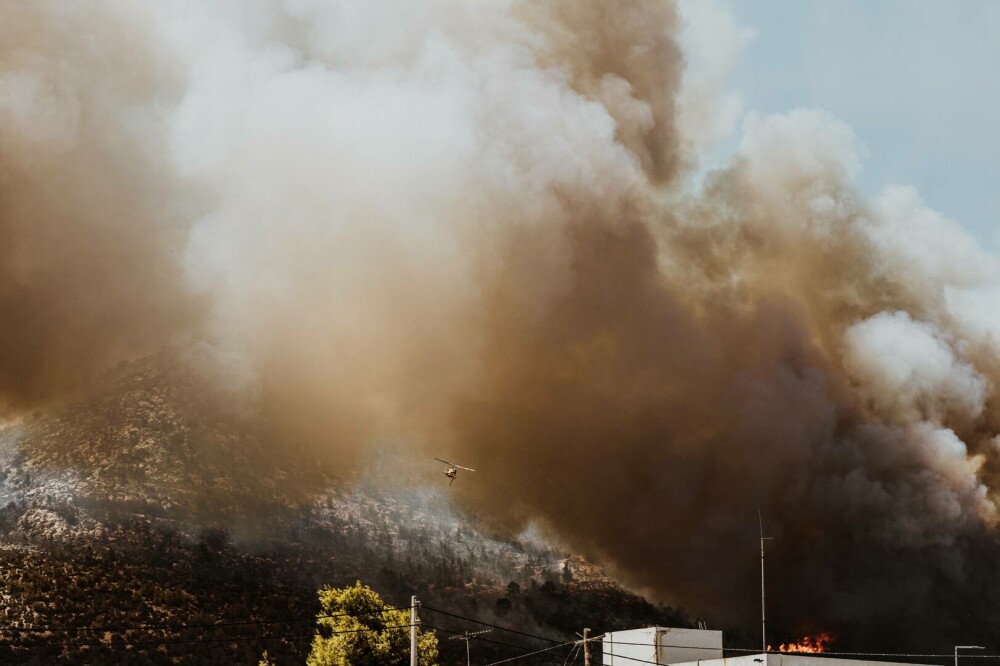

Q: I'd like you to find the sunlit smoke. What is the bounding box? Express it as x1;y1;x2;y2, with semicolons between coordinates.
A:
3;0;1000;647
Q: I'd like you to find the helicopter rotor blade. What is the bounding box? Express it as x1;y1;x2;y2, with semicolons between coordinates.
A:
454;465;475;472
433;457;453;465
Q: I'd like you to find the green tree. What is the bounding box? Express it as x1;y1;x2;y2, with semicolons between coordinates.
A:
306;582;438;666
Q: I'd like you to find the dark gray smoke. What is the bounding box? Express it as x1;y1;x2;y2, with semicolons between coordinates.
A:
3;0;1000;648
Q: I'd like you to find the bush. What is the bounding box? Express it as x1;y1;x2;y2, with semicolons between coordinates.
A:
495;598;512;617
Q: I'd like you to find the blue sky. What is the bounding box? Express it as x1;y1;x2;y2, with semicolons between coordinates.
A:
724;0;1000;247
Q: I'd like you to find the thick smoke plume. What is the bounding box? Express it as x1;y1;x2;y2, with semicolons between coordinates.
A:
0;2;196;410
3;0;1000;647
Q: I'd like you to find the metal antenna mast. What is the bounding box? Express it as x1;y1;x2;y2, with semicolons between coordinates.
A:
759;510;773;655
449;629;491;666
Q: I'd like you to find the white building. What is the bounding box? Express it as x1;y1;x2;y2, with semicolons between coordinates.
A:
603;627;723;665
674;655;922;666
602;630;922;666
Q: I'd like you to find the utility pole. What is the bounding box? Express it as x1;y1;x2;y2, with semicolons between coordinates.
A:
759;511;773;655
411;595;420;666
583;627;592;666
449;629;491;666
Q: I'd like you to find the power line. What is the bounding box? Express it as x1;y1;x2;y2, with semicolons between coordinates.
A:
600;651;669;666
482;639;580;665
0;631;318;649
563;642;581;666
422;622;538;654
0;622;417;648
6;595;997;662
777;651;1000;660
5;605;412;634
420;605;565;644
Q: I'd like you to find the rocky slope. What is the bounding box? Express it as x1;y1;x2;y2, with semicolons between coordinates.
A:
0;351;692;664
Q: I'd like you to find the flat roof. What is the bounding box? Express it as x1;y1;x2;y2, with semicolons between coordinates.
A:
670;654;924;666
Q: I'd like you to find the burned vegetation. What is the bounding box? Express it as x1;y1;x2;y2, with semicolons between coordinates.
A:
0;352;691;664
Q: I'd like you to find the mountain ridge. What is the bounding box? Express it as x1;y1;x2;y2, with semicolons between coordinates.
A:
0;350;693;664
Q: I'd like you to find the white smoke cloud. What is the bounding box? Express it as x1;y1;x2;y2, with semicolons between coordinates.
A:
163;0;655;442
869;185;1000;291
843;311;987;423
6;0;1000;641
945;285;1000;349
676;0;755;152
738;108;864;220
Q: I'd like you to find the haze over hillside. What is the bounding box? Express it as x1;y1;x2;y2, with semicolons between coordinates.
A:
2;0;1000;656
0;351;691;664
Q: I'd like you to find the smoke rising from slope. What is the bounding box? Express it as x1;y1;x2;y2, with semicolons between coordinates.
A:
0;2;196;411
4;0;1000;645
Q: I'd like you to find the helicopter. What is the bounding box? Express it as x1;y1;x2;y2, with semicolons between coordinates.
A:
434;458;475;487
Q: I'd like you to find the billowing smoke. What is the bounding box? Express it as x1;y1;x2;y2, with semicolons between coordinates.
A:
3;0;1000;647
0;2;197;410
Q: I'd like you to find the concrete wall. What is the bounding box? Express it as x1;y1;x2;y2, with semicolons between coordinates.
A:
603;627;723;665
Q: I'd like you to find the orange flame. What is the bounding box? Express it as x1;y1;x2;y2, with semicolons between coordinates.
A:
767;633;833;653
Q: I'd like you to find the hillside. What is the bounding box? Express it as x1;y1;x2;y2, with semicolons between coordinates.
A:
0;351;693;664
